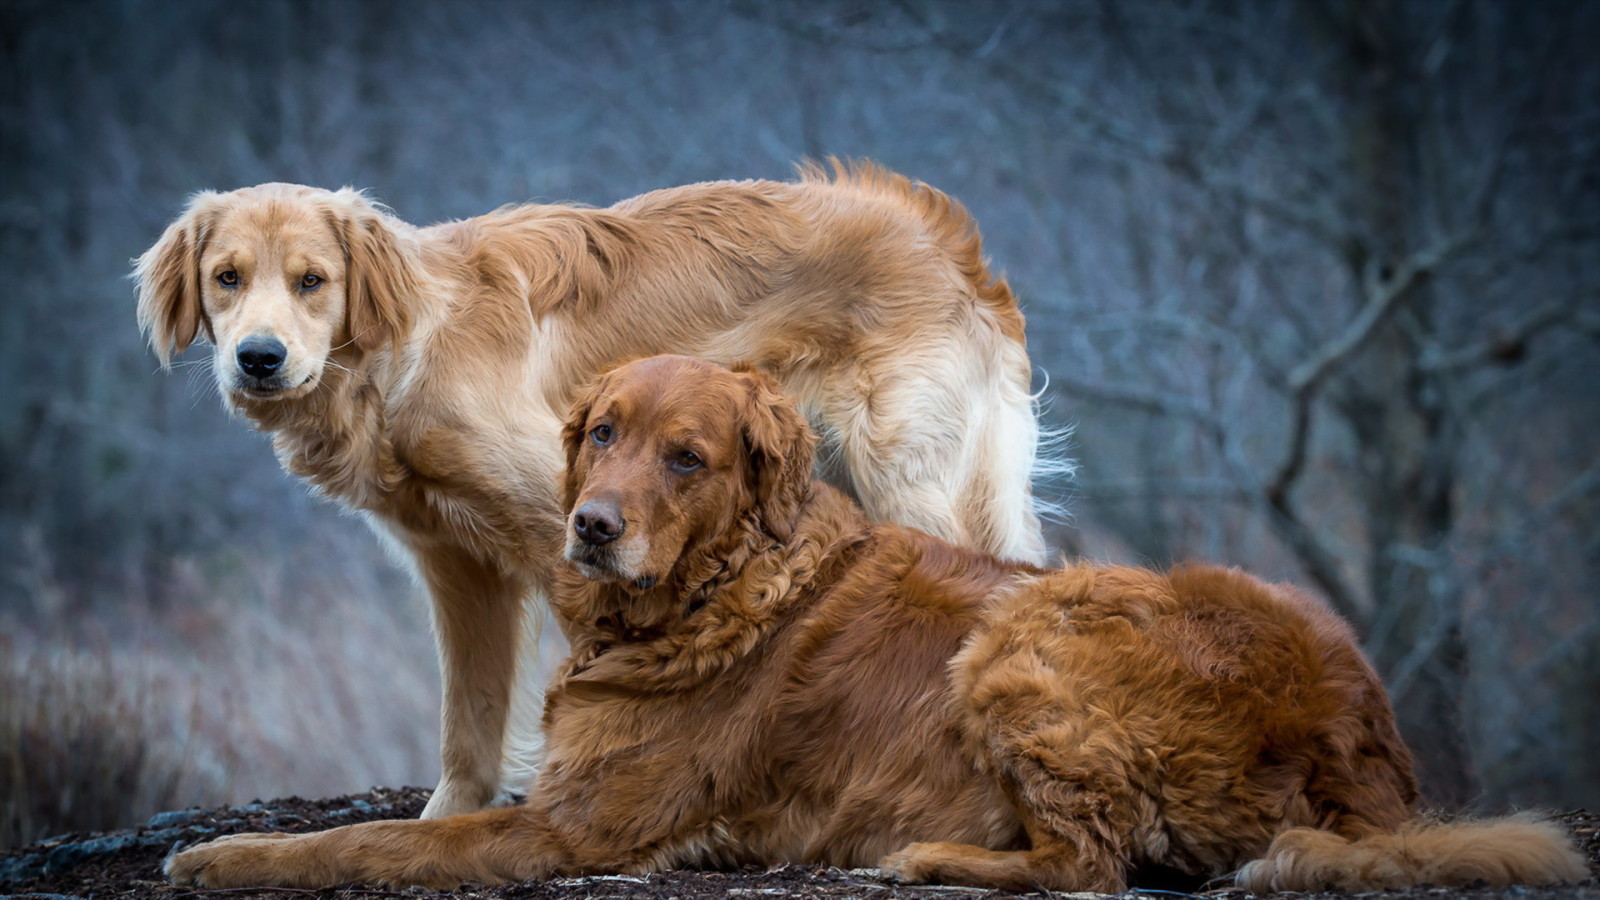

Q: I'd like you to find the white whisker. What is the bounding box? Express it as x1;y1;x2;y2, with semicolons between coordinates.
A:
329;333;365;353
178;357;219;409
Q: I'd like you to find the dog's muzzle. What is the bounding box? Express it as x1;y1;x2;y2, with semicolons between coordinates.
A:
230;336;305;394
236;335;288;380
572;498;624;547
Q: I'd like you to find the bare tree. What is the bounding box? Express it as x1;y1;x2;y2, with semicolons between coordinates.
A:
790;0;1600;805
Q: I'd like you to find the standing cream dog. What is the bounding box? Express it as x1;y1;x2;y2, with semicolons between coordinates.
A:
135;161;1056;818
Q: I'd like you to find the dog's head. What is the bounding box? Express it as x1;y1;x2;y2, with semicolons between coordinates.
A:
134;183;415;403
561;355;815;590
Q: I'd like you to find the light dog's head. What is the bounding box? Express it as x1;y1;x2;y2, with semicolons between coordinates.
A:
561;355;815;591
134;183;415;404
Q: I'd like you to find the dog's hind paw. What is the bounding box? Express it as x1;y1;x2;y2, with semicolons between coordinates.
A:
880;841;1123;893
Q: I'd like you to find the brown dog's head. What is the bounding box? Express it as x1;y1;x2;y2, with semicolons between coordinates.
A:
133;183;416;403
561;355;815;590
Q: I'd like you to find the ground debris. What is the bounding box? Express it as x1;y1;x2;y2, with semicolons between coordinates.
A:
3;789;1596;899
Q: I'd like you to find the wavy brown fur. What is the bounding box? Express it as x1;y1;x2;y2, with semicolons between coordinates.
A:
164;357;1586;892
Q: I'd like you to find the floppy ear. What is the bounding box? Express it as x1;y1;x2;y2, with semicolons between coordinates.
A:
738;367;816;542
133;193;218;367
327;189;417;354
560;373;611;515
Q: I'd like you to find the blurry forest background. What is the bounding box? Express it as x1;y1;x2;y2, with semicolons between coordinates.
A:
3;0;1597;849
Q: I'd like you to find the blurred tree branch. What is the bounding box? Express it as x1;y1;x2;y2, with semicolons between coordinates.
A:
773;0;1600;804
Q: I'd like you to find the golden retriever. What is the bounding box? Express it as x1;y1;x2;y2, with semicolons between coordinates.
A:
134;163;1056;819
164;356;1586;893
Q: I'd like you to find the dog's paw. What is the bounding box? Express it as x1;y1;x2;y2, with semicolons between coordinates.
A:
878;843;940;883
165;832;301;888
421;777;504;819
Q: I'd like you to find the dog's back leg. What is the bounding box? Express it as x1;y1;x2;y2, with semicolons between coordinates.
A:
882;568;1191;892
877;717;1138;893
817;336;1054;566
877;642;1137;892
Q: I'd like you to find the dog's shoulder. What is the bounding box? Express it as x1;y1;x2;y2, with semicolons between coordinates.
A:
779;523;1023;678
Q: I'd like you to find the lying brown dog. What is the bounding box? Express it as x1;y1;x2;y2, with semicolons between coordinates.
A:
165;356;1587;892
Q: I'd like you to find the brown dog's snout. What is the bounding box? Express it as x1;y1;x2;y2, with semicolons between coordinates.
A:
236;336;288;380
572;498;625;546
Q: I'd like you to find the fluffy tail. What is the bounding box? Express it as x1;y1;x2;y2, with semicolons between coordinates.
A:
1236;814;1589;891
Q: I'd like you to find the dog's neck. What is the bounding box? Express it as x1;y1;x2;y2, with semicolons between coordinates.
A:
554;484;869;693
231;348;406;512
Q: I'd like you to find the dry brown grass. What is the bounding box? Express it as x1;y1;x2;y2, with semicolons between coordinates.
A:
1;531;443;849
0;643;208;848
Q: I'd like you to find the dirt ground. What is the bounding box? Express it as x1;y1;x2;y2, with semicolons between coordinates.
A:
3;787;1597;900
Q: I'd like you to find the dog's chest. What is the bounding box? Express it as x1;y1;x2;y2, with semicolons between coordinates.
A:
374;402;568;565
543;673;766;779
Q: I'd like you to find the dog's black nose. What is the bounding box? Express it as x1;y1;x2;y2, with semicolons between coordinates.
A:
572;500;624;546
237;337;288;379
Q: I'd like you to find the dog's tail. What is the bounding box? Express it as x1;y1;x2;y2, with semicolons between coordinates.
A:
1235;813;1588;891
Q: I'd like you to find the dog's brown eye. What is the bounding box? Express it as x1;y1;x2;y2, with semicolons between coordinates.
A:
301;273;322;289
673;450;702;472
217;270;239;287
590;424;613;445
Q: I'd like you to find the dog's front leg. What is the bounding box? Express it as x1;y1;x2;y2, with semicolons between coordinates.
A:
415;542;531;819
166;806;557;889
